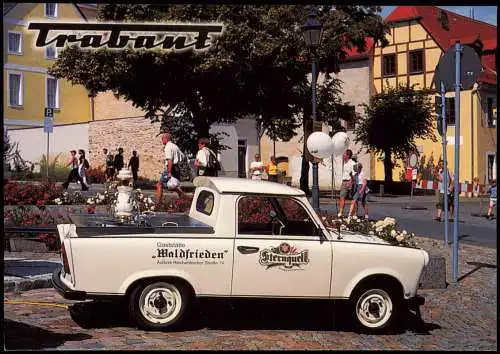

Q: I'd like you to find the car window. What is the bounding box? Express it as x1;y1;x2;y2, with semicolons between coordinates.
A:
275;197;317;237
237;196;317;237
196;190;214;215
237;196;273;235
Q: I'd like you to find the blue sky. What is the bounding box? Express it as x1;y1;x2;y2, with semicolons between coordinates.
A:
380;6;497;25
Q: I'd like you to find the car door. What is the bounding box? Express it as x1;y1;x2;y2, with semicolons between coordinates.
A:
231;195;333;298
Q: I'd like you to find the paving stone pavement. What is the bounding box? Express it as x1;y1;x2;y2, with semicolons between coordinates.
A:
3;236;497;350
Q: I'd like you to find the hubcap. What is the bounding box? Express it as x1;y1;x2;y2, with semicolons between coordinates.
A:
356;289;393;328
139;284;182;324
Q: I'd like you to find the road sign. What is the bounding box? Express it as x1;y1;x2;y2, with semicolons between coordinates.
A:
433;45;482;92
44;107;54;118
408;152;419;168
44;117;53;133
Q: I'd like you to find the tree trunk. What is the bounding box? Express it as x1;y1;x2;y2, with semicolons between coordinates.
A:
383;149;393;193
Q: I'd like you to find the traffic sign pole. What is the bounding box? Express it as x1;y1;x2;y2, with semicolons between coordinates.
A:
452;42;461;283
441;81;449;246
43;108;54;180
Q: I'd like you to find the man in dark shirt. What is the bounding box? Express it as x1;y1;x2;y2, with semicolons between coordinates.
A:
128;150;140;186
114;147;124;176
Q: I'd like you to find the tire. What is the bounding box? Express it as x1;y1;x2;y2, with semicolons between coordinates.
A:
129;281;191;331
349;285;402;333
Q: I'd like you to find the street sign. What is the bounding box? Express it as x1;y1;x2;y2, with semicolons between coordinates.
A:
44;107;54;118
433;45;482;92
44;107;54;134
409;152;419;168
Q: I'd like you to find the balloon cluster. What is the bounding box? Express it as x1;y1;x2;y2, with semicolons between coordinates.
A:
306;131;350;159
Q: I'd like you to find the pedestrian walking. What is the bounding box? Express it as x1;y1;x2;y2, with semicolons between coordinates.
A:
434;161;454;222
100;148;108;172
194;137;220;177
486;178;497;219
349;162;369;219
338;149;356;218
78;149;90;189
249;153;265;180
113;148;124;176
265;155;279;182
62;150;87;190
157;133;184;201
128;150;140;186
105;153;115;182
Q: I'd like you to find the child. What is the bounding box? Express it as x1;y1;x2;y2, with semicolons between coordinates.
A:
487;179;497;219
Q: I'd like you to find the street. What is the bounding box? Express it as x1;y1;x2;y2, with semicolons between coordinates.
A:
320;195;497;248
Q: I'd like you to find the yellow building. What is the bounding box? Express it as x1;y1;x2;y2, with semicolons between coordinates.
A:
3;3;97;129
372;6;497;186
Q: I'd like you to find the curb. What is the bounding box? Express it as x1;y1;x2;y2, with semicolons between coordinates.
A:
5;276;53;293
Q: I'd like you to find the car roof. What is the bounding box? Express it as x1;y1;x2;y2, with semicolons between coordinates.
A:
193;176;306;196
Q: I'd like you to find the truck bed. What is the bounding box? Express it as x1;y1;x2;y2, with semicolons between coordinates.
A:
68;213;214;237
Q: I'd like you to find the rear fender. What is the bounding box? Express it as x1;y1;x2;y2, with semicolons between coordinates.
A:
118;268;197;295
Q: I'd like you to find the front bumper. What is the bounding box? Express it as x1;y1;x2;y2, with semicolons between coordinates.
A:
52;266;87;301
406;294;425;312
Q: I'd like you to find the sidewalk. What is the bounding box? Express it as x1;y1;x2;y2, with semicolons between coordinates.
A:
4;235;496;294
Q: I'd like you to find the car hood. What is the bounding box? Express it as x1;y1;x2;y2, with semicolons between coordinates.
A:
327;228;390;245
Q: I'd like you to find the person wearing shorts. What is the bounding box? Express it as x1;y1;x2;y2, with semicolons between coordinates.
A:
156;133;184;202
487;179;497;220
338;149;355;218
349;163;369;219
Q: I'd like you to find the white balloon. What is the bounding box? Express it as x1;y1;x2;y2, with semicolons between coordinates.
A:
331;131;350;155
307;132;335;159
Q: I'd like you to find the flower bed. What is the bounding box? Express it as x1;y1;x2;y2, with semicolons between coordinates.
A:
4;180;64;206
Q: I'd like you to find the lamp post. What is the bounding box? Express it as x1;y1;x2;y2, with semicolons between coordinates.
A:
302;10;323;213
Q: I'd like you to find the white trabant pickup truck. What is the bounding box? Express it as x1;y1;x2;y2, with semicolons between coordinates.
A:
53;176;429;333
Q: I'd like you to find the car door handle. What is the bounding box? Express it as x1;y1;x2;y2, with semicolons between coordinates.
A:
237;246;260;254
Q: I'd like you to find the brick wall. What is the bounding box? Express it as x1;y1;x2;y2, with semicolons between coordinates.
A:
88;117;164;180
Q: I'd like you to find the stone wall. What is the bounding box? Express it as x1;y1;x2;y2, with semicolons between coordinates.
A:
88;117;164;180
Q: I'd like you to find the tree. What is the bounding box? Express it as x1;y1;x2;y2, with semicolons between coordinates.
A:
354;83;436;186
49;4;388;186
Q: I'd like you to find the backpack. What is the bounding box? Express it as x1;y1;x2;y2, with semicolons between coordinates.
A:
207;149;221;172
177;153;194;182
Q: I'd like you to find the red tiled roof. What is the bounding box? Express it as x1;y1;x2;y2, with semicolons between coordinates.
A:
386;6;497;51
344;37;374;61
386;6;497;85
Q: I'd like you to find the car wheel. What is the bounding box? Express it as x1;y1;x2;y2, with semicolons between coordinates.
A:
350;286;401;333
129;281;191;331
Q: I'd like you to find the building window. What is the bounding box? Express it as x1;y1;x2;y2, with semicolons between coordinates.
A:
435;96;456;126
409;50;424;74
382;53;396;77
46;77;59;109
344;105;356;130
45;3;57;17
487;97;495;127
8;73;23;107
446;97;456;125
8;32;22;54
46;45;58;59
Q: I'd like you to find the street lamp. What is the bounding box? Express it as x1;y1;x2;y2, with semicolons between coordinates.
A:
302;10;323;213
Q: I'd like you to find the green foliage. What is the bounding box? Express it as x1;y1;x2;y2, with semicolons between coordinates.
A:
49;5;389;157
355;83;436;183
